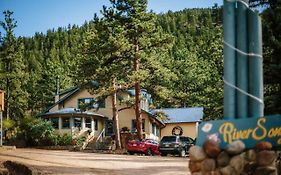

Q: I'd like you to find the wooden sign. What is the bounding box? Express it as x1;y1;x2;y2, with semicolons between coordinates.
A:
0;90;4;111
196;115;281;149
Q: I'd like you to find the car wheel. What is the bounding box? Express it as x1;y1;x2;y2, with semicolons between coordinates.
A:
146;148;152;156
179;149;186;157
128;152;134;155
160;153;167;157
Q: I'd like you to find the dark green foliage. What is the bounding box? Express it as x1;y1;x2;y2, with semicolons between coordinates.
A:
0;1;279;122
5;115;73;146
260;1;281;115
4;116;54;146
56;133;73;146
155;8;224;120
25;117;55;146
0;11;29;119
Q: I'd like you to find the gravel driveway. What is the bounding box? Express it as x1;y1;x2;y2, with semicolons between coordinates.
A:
0;148;191;175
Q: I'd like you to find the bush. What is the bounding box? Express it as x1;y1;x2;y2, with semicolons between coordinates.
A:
57;133;72;146
4;119;25;144
4;116;56;146
4;115;74;147
25;117;56;146
3;119;16;130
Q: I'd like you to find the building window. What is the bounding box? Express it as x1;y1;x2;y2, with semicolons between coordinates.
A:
152;123;159;136
94;119;98;131
106;120;114;136
85;118;91;128
77;98;105;110
132;119;145;132
62;117;70;129
74;117;81;128
50;117;59;129
98;99;105;108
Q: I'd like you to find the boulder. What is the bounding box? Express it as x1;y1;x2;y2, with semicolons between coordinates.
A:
189;146;207;161
217;151;230;167
257;150;276;166
203;140;221;158
225;140;245;155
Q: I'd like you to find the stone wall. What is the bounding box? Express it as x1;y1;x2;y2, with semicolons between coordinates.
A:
189;140;280;175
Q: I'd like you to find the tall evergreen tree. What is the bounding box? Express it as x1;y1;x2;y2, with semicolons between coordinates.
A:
78;0;174;141
0;11;28;119
103;0;174;139
77;14;131;149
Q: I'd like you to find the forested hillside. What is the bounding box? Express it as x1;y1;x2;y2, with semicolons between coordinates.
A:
0;3;280;120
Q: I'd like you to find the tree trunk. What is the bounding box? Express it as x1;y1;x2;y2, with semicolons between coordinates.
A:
135;81;142;140
6;78;9;120
134;43;142;140
112;80;121;149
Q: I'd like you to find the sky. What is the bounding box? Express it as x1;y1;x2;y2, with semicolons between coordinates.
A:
0;0;222;37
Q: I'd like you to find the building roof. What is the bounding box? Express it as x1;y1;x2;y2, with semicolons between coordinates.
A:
44;86;152;114
142;109;165;127
43;87;80;113
150;107;203;124
42;107;106;118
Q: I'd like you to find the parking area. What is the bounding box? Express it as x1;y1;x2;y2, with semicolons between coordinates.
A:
0;148;191;175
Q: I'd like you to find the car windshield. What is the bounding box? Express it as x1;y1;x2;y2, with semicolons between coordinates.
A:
161;136;176;142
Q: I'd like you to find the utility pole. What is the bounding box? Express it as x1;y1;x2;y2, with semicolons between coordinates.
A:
0;90;5;146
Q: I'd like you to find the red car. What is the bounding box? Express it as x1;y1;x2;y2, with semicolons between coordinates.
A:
127;139;160;156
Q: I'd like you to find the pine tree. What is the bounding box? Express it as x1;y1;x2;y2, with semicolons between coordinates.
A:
100;0;174;139
0;11;28;119
77;14;131;149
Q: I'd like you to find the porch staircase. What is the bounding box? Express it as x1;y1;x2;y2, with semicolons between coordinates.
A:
72;128;90;139
80;133;96;150
79;128;113;151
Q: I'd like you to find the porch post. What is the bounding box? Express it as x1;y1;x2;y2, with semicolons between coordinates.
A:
82;117;86;129
58;117;62;130
70;117;74;128
91;118;95;132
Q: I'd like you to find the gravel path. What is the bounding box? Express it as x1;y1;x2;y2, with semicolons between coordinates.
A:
0;148;191;175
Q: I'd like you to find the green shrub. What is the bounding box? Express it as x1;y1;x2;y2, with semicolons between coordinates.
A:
4;115;74;147
3;119;16;130
57;133;72;146
72;136;86;147
25;117;56;146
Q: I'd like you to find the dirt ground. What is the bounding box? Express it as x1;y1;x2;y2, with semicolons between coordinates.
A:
0;148;191;175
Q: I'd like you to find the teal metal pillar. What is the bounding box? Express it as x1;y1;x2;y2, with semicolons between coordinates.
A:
248;9;264;118
236;1;248;118
223;0;236;119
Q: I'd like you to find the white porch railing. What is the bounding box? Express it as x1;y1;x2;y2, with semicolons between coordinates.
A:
81;132;96;150
95;128;105;149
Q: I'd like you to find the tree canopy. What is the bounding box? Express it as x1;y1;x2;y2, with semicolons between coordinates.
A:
0;1;280;121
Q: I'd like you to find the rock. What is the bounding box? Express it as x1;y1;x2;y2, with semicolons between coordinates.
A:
189;146;207;161
201;158;216;172
203;139;221;158
257;150;276;166
217;151;230;167
192;172;202;175
189;161;201;173
244;162;258;175
229;154;244;174
202;170;221;175
225;140;245;155
220;165;236;175
255;141;272;151
245;149;256;162
277;159;281;175
0;168;8;175
253;166;277;175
